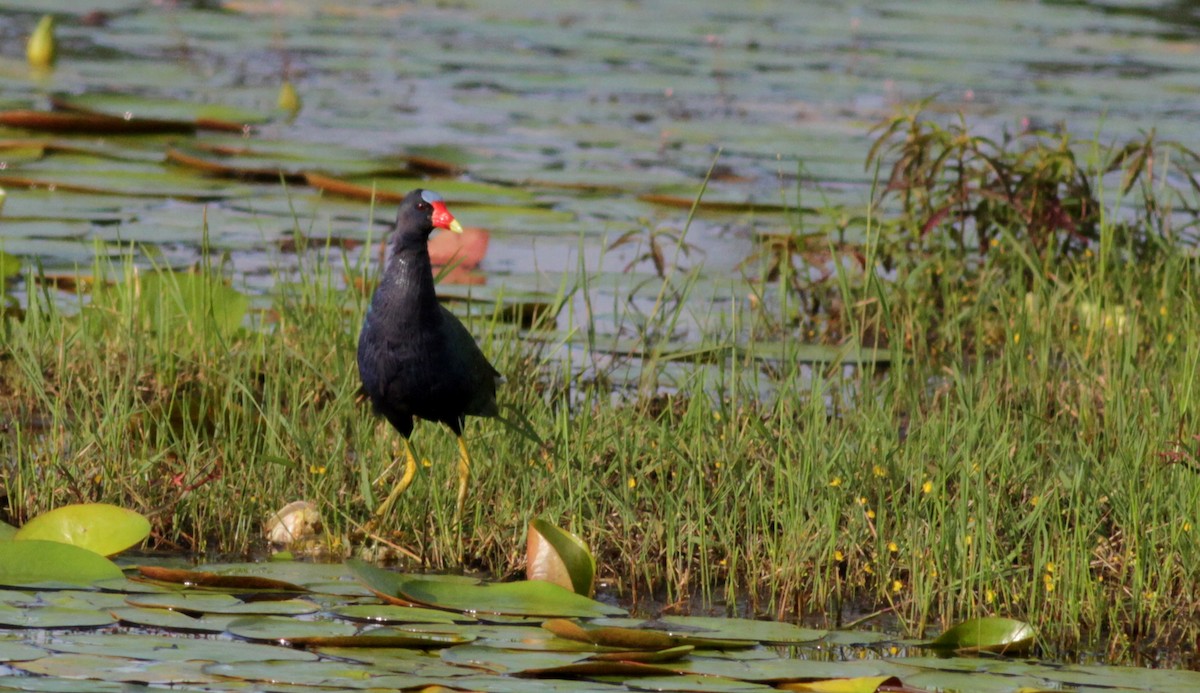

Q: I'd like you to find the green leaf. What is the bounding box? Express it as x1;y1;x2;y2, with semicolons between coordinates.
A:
928;617;1036;654
14;503;149;556
346;559;624;618
0;540;124;587
527;518;596;596
0;520;17;541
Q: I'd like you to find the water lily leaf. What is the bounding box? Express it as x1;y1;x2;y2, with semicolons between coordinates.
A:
125;592;319;616
348;559;623;618
626;674;773;692
543;619;677;650
927;617;1036;655
332;603;473;624
305;172;536;206
679;657;919;683
0;110;195;135
0;520;17;541
0;540;124;587
777;676;901;692
14;503;149;556
200;659;385;687
13;654;217;685
638;191;791;213
226;615;358;642
0;638;46;662
0;603;117;629
52;94;270;132
589;645;695;664
43;632;317;662
134;565;307;592
601;616;825;646
527;519;596;597
108;606;236;634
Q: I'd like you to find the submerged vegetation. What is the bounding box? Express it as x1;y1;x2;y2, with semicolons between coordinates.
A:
2;109;1200;668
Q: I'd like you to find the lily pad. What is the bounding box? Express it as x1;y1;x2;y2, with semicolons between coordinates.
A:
14;503;149;556
927;617;1036;655
347;559;624;618
52;93;271;132
134;565;307;592
0;540;124;587
0;604;117;629
0;520;17;541
527;519;596;597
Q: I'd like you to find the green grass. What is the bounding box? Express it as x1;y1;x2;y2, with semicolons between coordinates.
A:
1;220;1199;662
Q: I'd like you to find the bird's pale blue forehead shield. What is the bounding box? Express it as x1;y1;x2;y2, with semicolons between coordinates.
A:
420;190;444;204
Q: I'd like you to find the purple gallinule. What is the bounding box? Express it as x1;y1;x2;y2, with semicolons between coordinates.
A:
357;189;500;519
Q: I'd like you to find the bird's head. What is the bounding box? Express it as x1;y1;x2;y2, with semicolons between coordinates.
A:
396;189;464;242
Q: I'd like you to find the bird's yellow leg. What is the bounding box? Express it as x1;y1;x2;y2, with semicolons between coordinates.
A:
455;435;471;521
375;437;418;518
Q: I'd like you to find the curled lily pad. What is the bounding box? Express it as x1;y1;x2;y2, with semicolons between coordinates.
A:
14;503;149;556
927;617;1036;655
527;519;595;597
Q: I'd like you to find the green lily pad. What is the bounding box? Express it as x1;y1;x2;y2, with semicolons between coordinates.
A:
13;654;217;685
627;674;773;692
108;606;236;634
52;93;272;132
134;565;307;592
0;520;17;541
527;519;596;597
200;659;388;688
43;632;318;662
124;592;319;616
14;503;149;556
0;603;117;629
226;615;359;642
0;540;124;587
331;603;471;624
927;617;1036;655
347;559;624;618
0;638;47;662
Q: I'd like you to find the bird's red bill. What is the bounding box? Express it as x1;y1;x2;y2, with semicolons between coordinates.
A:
430;201;464;234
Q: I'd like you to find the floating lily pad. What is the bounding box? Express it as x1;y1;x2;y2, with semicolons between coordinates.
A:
43;632;318;663
331;603;470;624
0;520;17;541
305;173;537;206
627;674;773;692
0;604;117;629
927;617;1036;655
124;592;319;616
134;565;307;592
226;615;358;642
108;606;236;634
52;94;271;132
543;619;677;650
13;654;217;685
347;559;624;618
0;540;124;587
14;503;149;556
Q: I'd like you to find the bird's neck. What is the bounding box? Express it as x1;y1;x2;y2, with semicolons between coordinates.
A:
377;244;441;324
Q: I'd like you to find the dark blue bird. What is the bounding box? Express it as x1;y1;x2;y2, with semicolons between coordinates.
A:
357;189;500;519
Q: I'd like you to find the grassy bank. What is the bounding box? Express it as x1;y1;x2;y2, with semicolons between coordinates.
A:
1;229;1198;662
